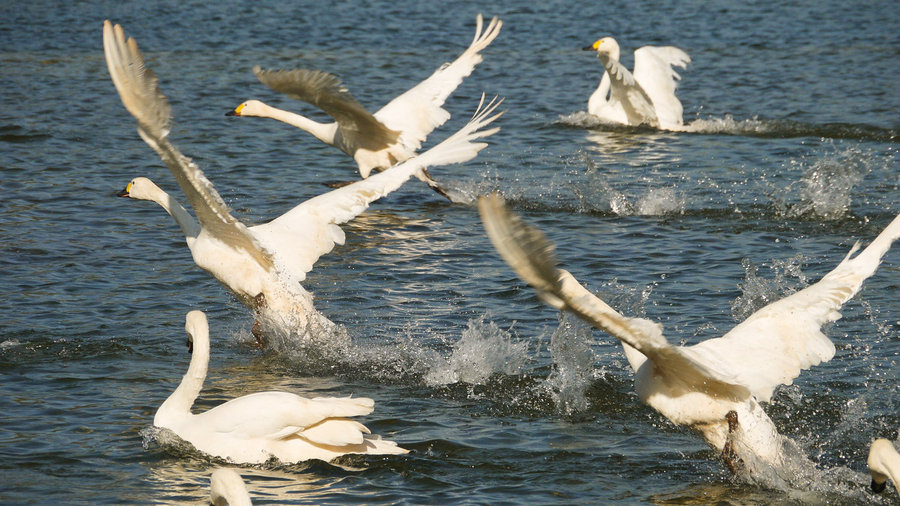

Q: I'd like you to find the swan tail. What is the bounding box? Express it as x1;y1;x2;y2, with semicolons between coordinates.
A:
103;20;171;141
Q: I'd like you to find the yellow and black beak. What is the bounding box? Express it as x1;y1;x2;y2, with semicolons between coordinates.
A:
225;103;245;117
116;182;132;197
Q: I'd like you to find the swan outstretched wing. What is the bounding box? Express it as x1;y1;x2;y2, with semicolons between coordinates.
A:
253;67;400;150
633;46;690;128
602;57;658;126
103;21;274;270
687;212;900;402
374;14;502;151
478;194;749;400
252;95;502;280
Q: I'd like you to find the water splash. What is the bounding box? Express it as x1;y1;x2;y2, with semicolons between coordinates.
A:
541;312;597;414
730;254;808;322
424;316;530;386
572;154;686;216
772;145;873;220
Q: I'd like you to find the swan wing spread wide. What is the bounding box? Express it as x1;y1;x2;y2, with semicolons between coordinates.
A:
195;391;375;441
687;212;900;402
633;46;690;128
601;56;659;126
250;95;503;280
478;194;750;400
103;21;274;270
374;14;502;151
253;67;401;150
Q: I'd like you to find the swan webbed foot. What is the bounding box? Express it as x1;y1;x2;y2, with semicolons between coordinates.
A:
871;478;886;493
420;167;452;202
722;410;744;475
251;293;267;348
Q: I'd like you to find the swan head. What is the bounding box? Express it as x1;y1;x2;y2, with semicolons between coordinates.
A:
116;177;162;201
226;100;267;118
184;310;208;355
583;37;620;60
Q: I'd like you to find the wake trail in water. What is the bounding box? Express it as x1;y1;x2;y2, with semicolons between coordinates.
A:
557;111;898;142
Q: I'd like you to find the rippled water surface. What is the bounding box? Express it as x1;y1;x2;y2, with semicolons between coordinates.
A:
1;0;898;504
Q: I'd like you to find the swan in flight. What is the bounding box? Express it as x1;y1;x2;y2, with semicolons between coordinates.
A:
210;468;252;506
868;438;900;495
582;37;690;130
478;193;900;478
155;311;408;464
226;14;502;200
104;20;501;335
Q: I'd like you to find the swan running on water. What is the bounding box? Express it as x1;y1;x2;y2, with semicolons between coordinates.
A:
478;193;899;480
104;20;501;336
210;468;252;506
155;311;407;464
227;14;502;201
868;438;900;495
583;37;690;130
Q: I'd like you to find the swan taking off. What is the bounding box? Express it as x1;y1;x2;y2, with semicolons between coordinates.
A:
868;438;900;495
154;311;407;464
104;20;501;335
210;468;252;506
582;37;690;130
227;14;502;200
479;194;900;478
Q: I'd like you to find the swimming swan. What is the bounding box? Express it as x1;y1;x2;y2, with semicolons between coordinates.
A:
478;194;900;477
868;438;900;495
227;14;502;198
155;311;407;464
582;37;690;130
104;21;501;334
210;468;252;506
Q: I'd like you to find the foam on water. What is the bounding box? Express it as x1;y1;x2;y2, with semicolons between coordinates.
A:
730;254;808;322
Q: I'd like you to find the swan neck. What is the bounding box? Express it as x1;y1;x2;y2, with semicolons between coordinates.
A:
588;72;611;112
259;103;337;145
157;327;209;420
149;186;201;239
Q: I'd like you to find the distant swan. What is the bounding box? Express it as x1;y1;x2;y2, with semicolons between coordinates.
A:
227;14;502;200
210;468;252;506
479;194;899;477
104;20;501;335
868;438;900;495
155;311;407;464
582;37;690;130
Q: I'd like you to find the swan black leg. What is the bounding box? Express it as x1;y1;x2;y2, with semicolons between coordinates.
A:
722;410;745;474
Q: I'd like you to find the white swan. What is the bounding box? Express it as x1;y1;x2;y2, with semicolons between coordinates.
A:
155;311;408;464
868;438;900;495
582;37;690;130
478;193;900;477
226;14;502;197
104;20;501;334
210;468;252;506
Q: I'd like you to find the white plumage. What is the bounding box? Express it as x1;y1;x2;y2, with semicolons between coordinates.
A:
479;193;899;477
209;468;252;506
583;37;690;130
868;438;900;495
103;20;501;332
227;14;502;198
155;311;407;464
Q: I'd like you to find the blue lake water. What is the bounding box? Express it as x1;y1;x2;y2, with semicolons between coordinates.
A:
1;0;898;504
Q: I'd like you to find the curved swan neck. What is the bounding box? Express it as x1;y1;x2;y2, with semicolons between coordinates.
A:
145;184;201;240
588;72;611;112
156;323;209;420
257;102;337;145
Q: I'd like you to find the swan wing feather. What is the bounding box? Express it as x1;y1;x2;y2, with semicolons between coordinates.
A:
633;46;690;128
251;95;502;280
688;212;900;402
253;67;400;149
103;21;274;270
375;14;502;151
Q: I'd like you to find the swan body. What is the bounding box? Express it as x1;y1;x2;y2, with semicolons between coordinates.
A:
104;20;501;331
210;468;252;506
583;37;690;130
155;311;407;464
228;14;502;186
868;438;900;495
479;194;900;476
